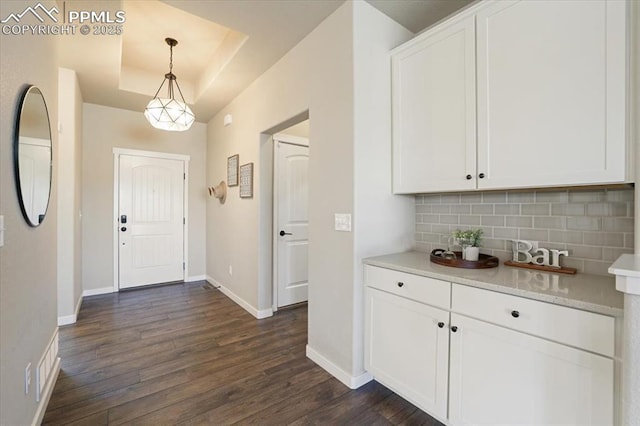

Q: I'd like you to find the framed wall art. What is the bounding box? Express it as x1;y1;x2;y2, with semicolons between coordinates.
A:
227;154;239;186
239;162;253;198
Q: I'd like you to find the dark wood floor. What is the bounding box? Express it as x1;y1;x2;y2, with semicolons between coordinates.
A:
43;281;442;425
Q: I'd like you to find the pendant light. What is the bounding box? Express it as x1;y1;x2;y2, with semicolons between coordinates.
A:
144;37;195;132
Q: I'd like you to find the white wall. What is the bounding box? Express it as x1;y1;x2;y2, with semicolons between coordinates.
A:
82;104;207;293
206;1;414;384
57;67;83;324
0;1;59;424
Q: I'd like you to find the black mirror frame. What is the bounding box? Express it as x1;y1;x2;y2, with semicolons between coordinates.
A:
14;85;53;227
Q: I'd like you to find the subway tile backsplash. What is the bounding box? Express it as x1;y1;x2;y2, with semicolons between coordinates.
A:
415;188;634;277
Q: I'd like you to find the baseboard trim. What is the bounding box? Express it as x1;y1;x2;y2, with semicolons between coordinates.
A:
306;345;373;389
206;276;273;319
32;356;60;426
82;286;114;297
186;275;207;282
58;294;83;326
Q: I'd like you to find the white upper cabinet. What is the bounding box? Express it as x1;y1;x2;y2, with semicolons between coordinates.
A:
392;0;629;193
476;0;628;189
392;16;476;194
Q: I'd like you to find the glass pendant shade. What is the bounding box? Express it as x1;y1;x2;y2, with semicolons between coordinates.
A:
144;38;195;132
144;97;195;131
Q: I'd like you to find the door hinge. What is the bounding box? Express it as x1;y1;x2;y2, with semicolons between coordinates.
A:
183;262;185;270
183;217;186;225
183;173;186;180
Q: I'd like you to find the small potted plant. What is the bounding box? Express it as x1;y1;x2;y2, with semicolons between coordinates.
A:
453;228;483;261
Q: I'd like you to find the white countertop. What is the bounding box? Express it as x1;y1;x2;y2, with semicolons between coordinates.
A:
363;251;623;317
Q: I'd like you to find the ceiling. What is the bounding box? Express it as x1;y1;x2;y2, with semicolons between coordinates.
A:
58;0;473;123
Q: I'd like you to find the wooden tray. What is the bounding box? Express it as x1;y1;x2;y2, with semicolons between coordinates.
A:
430;250;499;269
503;260;577;275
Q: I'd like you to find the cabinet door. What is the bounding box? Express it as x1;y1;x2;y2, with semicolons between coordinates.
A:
365;287;450;420
392;16;476;194
476;0;627;189
448;313;614;426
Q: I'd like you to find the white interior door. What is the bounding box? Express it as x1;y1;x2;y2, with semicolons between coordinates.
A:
118;154;185;289
275;139;309;308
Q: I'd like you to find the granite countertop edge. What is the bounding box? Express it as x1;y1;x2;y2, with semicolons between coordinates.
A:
363;251;624;318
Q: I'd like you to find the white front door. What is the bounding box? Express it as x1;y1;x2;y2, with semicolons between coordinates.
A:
275;139;309;308
118;154;185;289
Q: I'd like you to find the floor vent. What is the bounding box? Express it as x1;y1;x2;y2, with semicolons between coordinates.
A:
202;282;216;290
36;330;58;402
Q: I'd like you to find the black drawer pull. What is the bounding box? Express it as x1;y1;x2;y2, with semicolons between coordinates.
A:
479;173;486;179
466;174;472;180
451;326;458;332
397;282;404;288
437;322;445;328
511;310;520;318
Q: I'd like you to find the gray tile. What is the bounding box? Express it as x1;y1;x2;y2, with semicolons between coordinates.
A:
551;203;585;216
421;214;439;224
440;215;459;224
494;228;519;239
482;215;505;227
495;204;520;215
568;190;604;203
416;223;431;233
603;247;634;261
441;194;461;204
492;250;512;262
586;203;610;216
605;188;634;202
562;257;584;271
506;216;533;228
583;260;613;277
625;233;634;249
483;192;507;203
553;231;583;244
432;224;452;234
416;205;432;214
478;226;494;237
603;233;624;248
521;204;550;215
519;229;549;241
415;195;424;205
415;242;432;253
566;244;603;260
459;215;481;225
415;214;423;223
544;242;568;250
472;204;494;214
603;217;633;232
414;233;423;242
432;205;451;214
534;216;565;229
423;233;442;243
507;192;535;203
535;191;568;203
482;238;505;250
609;202;629;217
567;217;601;231
460;193;482;204
451;204;471;214
582;232;604;246
422;194;442;204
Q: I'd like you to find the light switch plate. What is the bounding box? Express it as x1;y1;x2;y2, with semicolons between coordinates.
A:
334;213;351;232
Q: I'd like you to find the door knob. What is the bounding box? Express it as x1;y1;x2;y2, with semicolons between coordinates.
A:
121;227;127;232
279;230;292;236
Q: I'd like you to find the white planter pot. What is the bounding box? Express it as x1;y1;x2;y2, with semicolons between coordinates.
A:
464;246;480;261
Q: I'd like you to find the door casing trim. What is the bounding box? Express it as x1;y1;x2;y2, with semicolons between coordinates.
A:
112;148;190;292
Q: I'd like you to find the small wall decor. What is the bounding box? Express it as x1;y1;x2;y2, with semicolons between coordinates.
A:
208;181;227;204
504;239;576;274
227;154;239;186
239;162;253;198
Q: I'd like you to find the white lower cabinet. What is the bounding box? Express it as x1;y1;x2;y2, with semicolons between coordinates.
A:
365;287;450;421
448;313;614;426
364;266;616;425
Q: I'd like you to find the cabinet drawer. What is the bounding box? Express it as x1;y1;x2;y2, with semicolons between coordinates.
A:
452;284;614;357
364;265;450;309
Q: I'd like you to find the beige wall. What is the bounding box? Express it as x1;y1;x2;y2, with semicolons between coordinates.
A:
82;104;207;292
0;1;59;424
206;1;413;382
57;67;83;323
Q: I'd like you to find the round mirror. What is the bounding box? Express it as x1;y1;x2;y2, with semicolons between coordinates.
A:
14;86;53;227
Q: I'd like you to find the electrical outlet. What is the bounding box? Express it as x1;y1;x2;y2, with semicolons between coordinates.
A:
229;265;233;276
25;363;31;395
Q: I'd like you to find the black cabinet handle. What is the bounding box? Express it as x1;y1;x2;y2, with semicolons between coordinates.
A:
451;326;458;332
511;310;520;318
397;282;404;288
466;174;472;180
479;173;486;179
437;322;445;328
279;230;292;236
120;227;127;232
